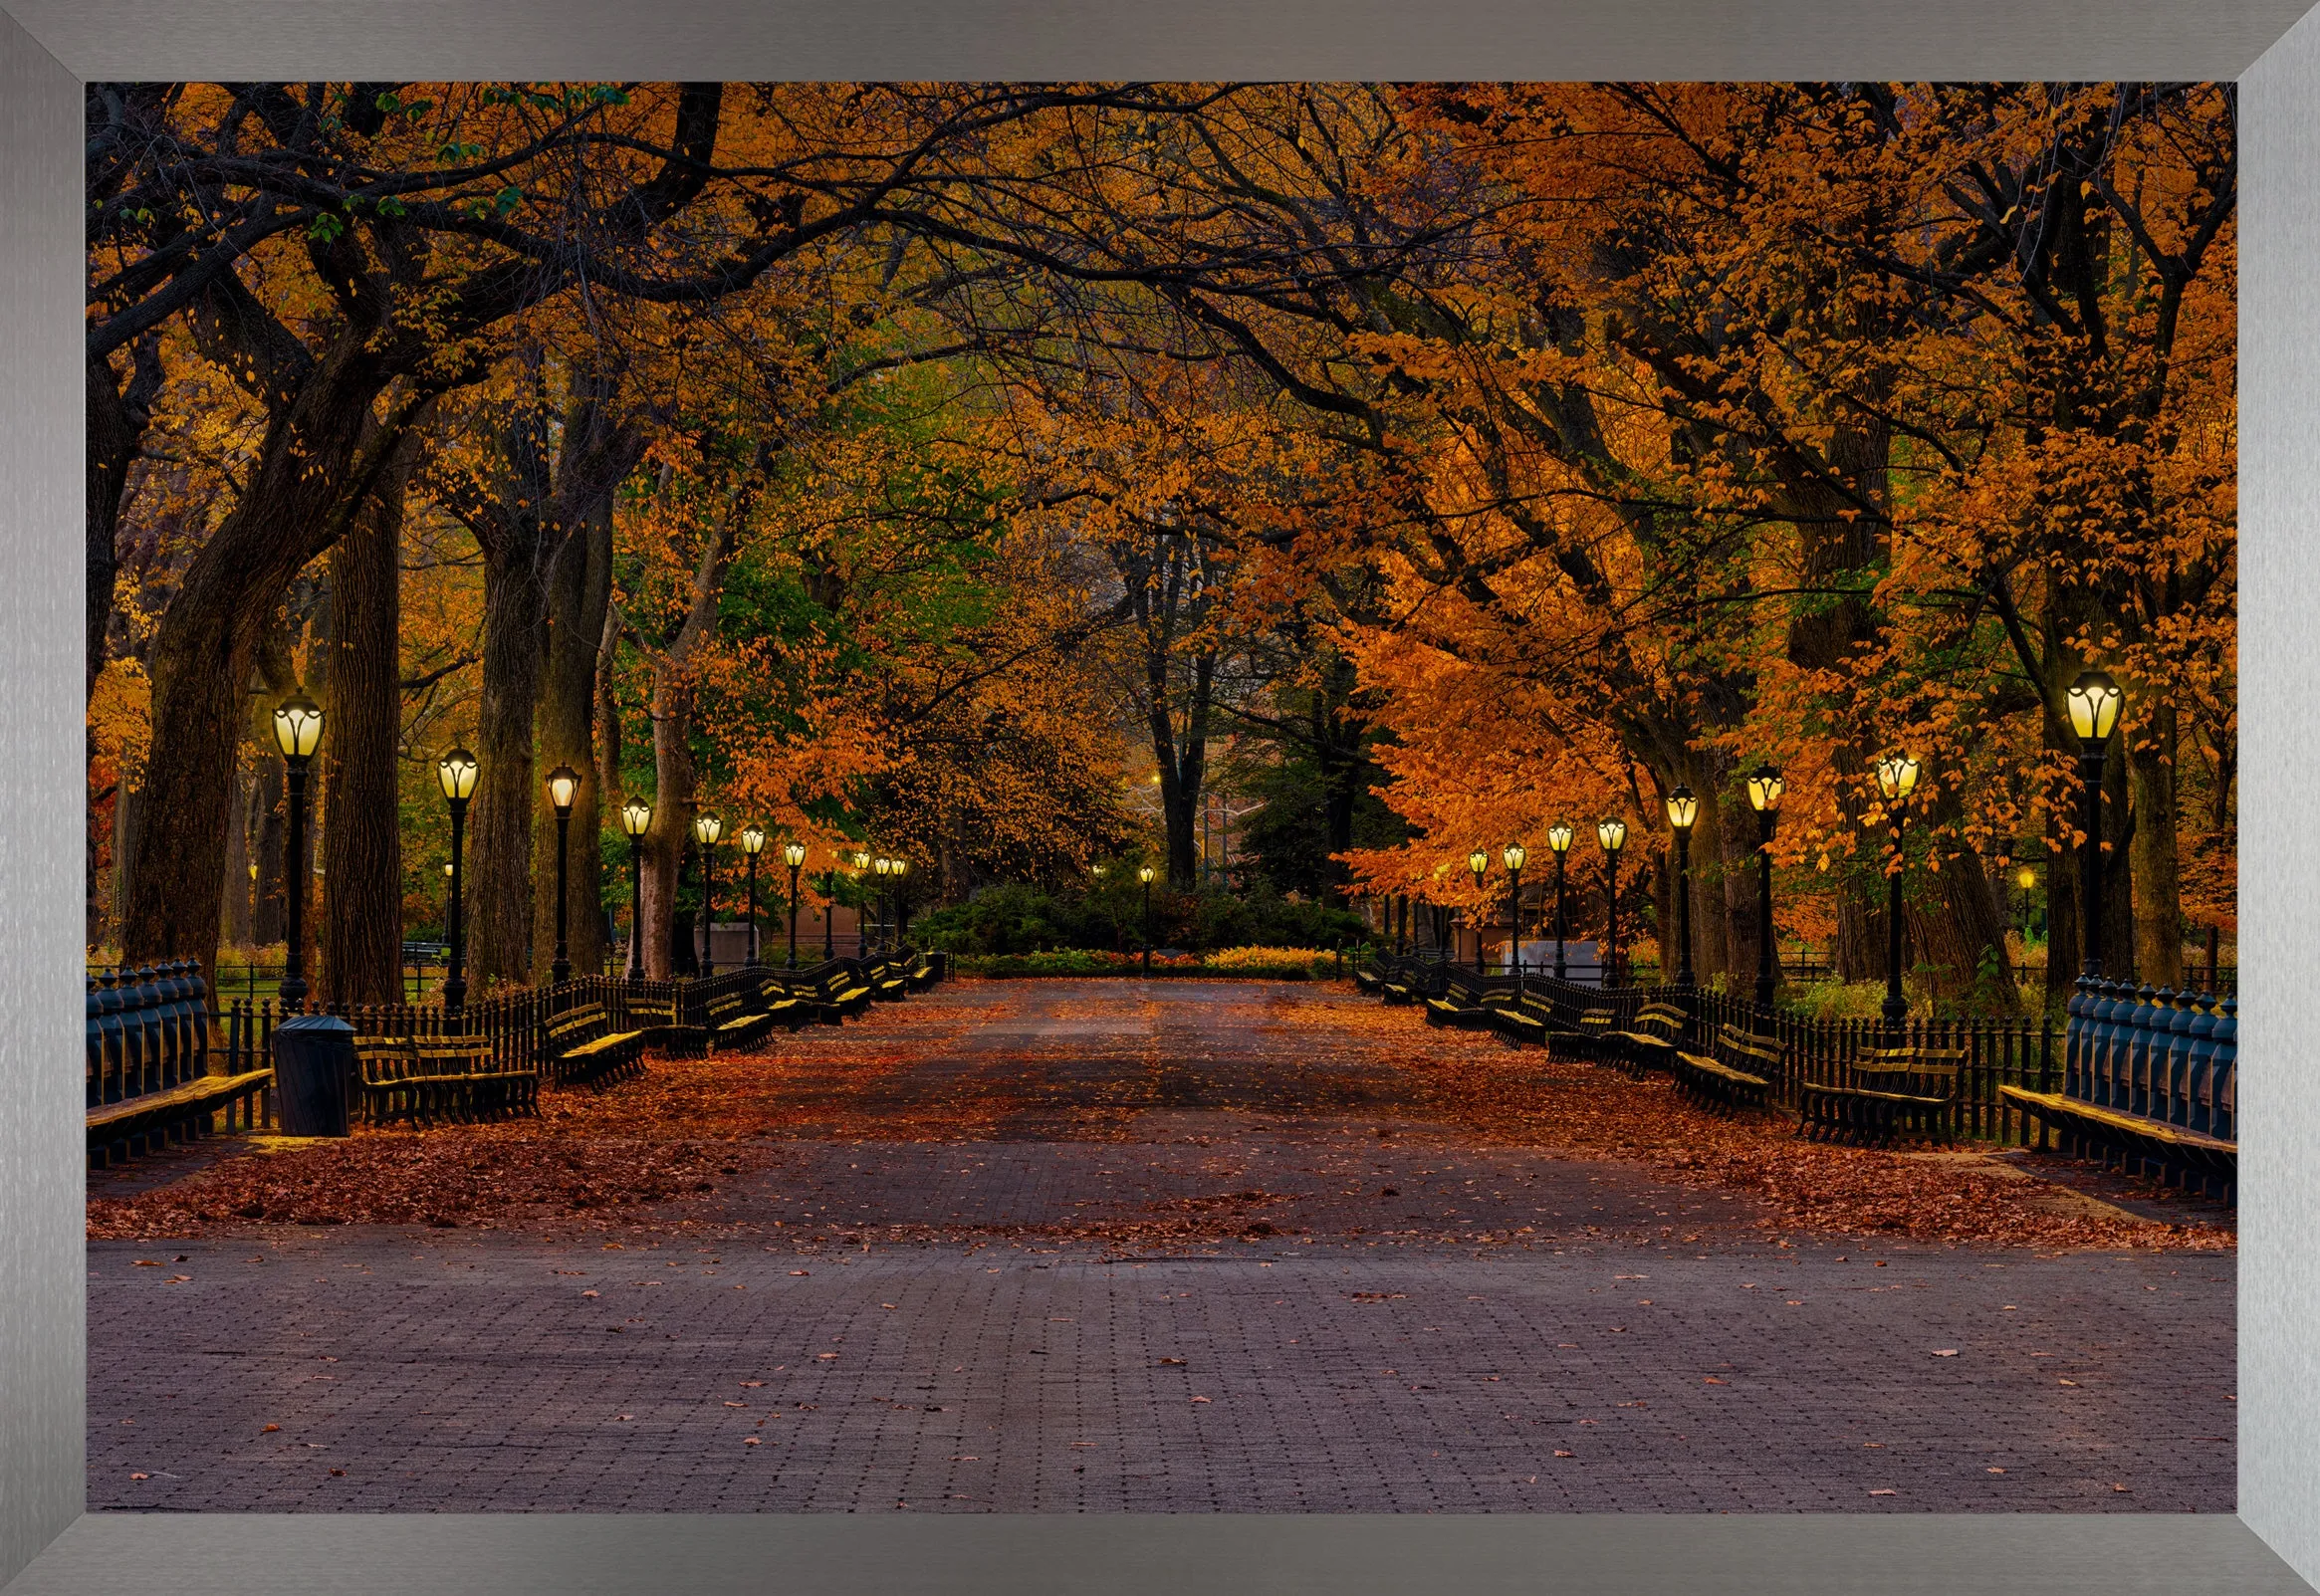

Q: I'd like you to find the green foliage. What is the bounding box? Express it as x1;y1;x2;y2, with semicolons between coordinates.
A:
912;878;1366;957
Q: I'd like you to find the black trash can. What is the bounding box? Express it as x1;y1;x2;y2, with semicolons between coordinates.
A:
272;1013;355;1137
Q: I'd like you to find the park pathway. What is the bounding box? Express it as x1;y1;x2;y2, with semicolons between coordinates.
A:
88;978;2235;1513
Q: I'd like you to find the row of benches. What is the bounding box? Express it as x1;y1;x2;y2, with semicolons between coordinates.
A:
90;951;952;1157
1361;959;1972;1148
1357;955;2238;1195
341;954;949;1128
538;951;944;1090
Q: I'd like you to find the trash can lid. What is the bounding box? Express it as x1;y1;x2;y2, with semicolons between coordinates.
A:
275;1013;355;1034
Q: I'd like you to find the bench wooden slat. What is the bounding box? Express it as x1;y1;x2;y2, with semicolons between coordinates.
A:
87;1068;273;1135
1671;1024;1777;1113
1795;1042;1966;1147
1997;1084;2236;1156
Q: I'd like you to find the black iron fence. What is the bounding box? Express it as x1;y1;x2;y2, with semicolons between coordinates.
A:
207;954;914;1082
87;961;216;1116
1361;953;2063;1146
2067;978;2237;1142
1358;951;2238;1158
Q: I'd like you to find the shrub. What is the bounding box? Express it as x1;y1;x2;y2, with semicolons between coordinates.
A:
914;880;1366;957
1205;945;1338;978
953;945;1345;980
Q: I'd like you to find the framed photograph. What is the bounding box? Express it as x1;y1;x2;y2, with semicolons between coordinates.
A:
4;3;2314;1592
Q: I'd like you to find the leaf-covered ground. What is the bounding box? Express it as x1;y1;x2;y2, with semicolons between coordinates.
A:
88;980;2233;1252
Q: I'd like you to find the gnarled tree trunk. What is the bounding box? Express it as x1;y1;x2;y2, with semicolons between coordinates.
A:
320;429;421;1006
2129;698;2183;991
120;330;432;978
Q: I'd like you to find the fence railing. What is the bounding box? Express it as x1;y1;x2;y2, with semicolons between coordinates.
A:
1360;951;2237;1157
2066;979;2237;1142
87;961;214;1115
1362;952;2063;1147
208;957;915;1081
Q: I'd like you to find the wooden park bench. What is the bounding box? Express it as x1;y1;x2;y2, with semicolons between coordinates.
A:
773;964;875;1026
1421;970;1497;1032
543;1002;648;1087
866;955;913;1003
1485;994;1549;1045
1797;1044;1965;1147
1608;1002;1689;1078
623;992;708;1057
353;1034;537;1125
1997;1083;2237;1202
905;951;946;991
1548;1006;1622;1066
703;990;779;1055
87;1067;274;1166
1352;962;1386;997
1671;1024;1781;1113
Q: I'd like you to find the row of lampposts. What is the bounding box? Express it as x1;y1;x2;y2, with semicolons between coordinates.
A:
1462;818;1630;987
259;666;2125;1024
1453;769;1778;1007
267;682;909;1011
1435;669;2123;1032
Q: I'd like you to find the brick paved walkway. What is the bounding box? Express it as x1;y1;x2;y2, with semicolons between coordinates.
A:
88;979;2235;1512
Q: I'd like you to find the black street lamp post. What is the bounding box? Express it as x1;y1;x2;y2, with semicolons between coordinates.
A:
1138;865;1156;973
784;841;807;967
1667;787;1699;991
893;858;912;943
546;766;580;985
851;851;870;953
872;856;893;952
1502;843;1527;1001
1598;819;1627;988
2066;670;2125;979
821;862;838;962
1745;768;1784;1012
619;799;651;983
692;812;723;976
270;689;324;1009
739;823;767;967
1546;823;1573;983
1875;754;1922;1032
437;747;479;1013
1467;849;1489;975
2016;863;2036;943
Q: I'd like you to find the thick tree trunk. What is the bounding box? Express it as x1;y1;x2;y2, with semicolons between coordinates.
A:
467;530;550;990
319;435;415;1006
1711;791;1753;988
220;772;253;949
533;495;616;982
1904;781;2019;1012
250;759;285;946
1683;770;1734;981
2130;698;2183;991
447;367;642;988
119;332;410;978
1902;852;2019;1014
642;671;702;980
1149;649;1215;890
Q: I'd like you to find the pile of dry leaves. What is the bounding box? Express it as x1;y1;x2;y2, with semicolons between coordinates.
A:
1380;1011;2233;1253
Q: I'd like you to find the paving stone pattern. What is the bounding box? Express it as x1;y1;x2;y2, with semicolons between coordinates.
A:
88;980;2235;1513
